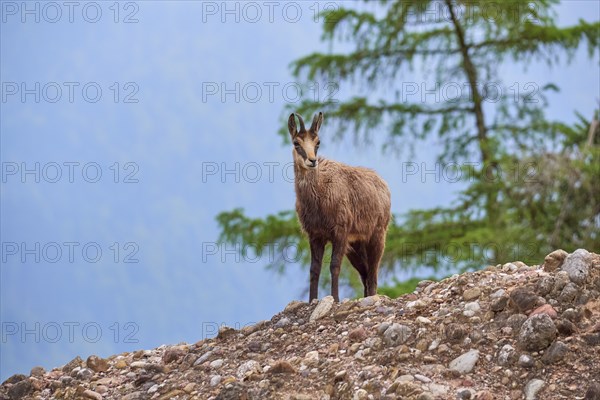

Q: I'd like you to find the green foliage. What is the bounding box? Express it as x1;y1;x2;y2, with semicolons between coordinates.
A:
217;1;600;297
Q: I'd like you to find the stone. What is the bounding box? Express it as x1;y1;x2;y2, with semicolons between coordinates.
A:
541;341;568;364
274;317;291;329
76;368;93;380
210;359;224;369
348;327;367;343
158;389;185;399
582;332;600;346
283;300;304;314
524;379;545;400
555;319;576;336
463;288;481;301
543;249;568;271
491;296;508;311
536;276;555;296
353;388;368;400
395;381;423;396
210;375;222;387
416;393;435;400
309;296;334;321
529;304;557;319
122;392;144;400
506;314;528;331
510;287;539;313
518;354;534;368
7;380;33;399
359;295;380;308
562;308;583;322
518;314;557;351
162;348;186;364
561;249;591;284
475;391;494;400
194;351;214;366
497;344;516;366
584;383;600;400
445;323;467;342
464;301;481;313
217;326;236;340
86;355;109;372
382;323;412;347
29;366;45;377
236;360;262;379
449;350;479;374
558;282;579;303
267;360;296;374
83;389;103;400
62;356;83;373
303;350;319;367
414;374;431;383
553;271;570;292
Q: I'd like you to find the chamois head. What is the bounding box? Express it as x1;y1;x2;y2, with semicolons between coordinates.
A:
288;112;323;170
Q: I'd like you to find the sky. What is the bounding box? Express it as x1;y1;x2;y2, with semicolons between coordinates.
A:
1;0;598;381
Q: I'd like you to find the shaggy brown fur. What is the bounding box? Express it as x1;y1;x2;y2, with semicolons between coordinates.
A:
288;112;391;302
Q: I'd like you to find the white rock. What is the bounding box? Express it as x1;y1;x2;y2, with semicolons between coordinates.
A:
497;344;516;366
303;350;320;367
236;360;262;379
449;349;479;374
524;379;545;400
353;388;368;400
210;375;222;386
464;301;481;312
309;296;334;321
130;361;148;369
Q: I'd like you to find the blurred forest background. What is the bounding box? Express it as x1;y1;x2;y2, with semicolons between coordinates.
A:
217;0;600;296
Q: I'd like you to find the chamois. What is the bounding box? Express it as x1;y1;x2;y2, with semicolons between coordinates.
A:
288;112;391;302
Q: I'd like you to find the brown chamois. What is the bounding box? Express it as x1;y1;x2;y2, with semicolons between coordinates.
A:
288;112;391;302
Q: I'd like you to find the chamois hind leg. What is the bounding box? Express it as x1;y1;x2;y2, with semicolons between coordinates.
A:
330;236;347;302
365;231;386;297
346;241;370;297
309;237;326;302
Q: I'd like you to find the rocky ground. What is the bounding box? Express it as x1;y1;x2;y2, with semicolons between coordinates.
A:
2;249;600;400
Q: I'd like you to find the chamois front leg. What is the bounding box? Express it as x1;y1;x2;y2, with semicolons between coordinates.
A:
309;237;326;302
330;237;347;302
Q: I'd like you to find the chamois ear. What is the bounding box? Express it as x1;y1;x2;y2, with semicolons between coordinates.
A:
310;112;323;134
288;113;297;138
